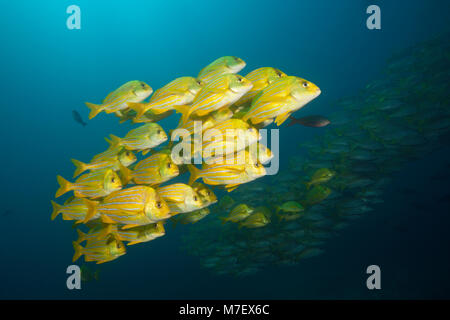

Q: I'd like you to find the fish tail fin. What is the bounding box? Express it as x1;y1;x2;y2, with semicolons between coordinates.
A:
119;164;132;185
275;206;280;215
106;134;122;148
219;217;228;224
85;102;104;119
72;241;84;262
128;102;148;119
173;105;190;124
55;175;73;198
71;158;88;178
50;200;62;220
82;199;98;223
76;229;87;243
187;165;200;185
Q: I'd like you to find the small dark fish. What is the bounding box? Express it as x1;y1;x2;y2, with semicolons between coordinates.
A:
72;110;87;127
287;115;330;128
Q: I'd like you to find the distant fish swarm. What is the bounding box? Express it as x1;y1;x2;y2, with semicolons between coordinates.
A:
180;34;450;277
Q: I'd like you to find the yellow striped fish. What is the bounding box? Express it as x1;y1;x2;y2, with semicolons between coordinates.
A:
128;77;202;120
156;183;204;214
171;207;210;227
192;182;217;206
96;185;171;228
72;234;126;264
71;149;136;178
234;67;287;108
121;152;179;185
242;76;321;126
85;80;152;119
175;74;252;123
55;169;122;199
187;151;267;192
106;123;168;155
101;221;165;246
197;56;246;84
50;197;98;223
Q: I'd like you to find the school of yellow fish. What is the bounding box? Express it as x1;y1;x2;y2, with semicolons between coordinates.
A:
51;56;321;264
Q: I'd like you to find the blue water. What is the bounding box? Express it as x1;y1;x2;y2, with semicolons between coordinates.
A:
0;0;449;299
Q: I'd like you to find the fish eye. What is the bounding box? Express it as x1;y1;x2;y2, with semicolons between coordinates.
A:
302;82;309;88
197;80;202;85
156;201;162;209
194;196;198;201
141;83;146;88
207;191;211;196
254;163;260;168
111;177;115;183
167;162;172;169
157;129;161;134
275;69;283;77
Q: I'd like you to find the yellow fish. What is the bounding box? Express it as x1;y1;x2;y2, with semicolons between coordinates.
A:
197;56;246;84
121;152;179;185
96;185;171;229
187;151;266;192
238;212;270;229
51;197;98;223
95;222;166;246
234;67;287;108
72;234;126;264
242;76;321;126
128;77;203;120
191;182;217;206
55;169;122;199
305;168;335;189
106;123;168;155
71;149;136;178
175;74;253;123
220;203;254;224
156;183;204;214
85;80;152;119
171;208;210;227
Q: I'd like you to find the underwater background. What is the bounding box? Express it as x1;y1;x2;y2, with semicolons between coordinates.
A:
0;0;449;299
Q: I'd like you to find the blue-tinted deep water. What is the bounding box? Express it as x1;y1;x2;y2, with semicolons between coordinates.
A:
0;0;449;299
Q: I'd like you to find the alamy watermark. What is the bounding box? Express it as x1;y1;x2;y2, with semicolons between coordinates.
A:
170;121;279;175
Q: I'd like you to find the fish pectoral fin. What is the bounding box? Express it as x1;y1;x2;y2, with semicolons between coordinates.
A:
141;149;150;155
121;224;140;230
100;214;116;224
225;184;240;192
275;112;291;126
126;241;141;246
